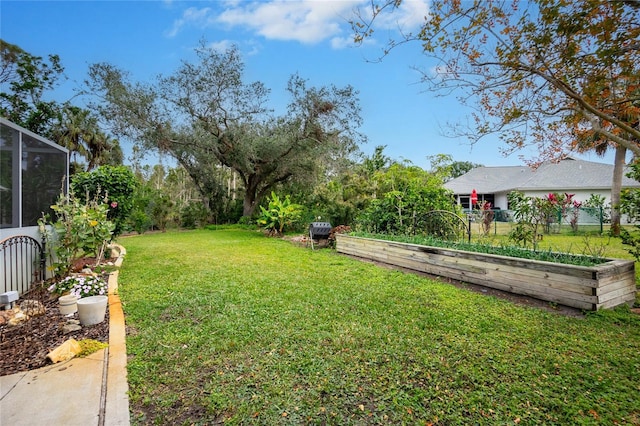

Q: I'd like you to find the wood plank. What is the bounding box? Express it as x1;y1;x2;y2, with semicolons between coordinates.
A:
339;236;600;279
596;276;636;296
476;280;595;310
371;245;600;292
381;252;598;303
335;235;635;310
596;270;636;287
597;285;638;304
595;260;635;279
418;252;599;289
597;292;637;310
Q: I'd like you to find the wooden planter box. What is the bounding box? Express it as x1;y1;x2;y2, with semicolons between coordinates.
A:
336;235;637;311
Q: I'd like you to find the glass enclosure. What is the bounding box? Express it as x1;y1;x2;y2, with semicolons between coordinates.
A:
0;118;68;229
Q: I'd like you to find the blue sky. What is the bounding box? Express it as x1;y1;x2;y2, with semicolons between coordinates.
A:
1;0;612;169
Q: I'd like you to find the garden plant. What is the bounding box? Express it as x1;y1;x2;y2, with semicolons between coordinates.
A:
257;192;303;236
40;192;116;277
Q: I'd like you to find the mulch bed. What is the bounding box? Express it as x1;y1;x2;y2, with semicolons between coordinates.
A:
1;268;110;377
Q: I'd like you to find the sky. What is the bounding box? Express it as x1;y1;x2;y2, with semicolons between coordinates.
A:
1;0;614;170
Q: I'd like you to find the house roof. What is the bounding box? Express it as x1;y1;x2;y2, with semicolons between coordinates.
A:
444;158;640;194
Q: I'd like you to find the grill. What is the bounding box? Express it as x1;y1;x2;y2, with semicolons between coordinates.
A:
309;222;332;249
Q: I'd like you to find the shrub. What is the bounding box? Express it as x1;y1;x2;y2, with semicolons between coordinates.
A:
180;201;209;229
71;165;137;237
129;210;153;235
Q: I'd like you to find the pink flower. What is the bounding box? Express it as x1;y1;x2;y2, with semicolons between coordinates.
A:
110;201;118;208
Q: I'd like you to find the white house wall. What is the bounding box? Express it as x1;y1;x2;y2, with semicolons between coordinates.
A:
523;190;612;206
494;193;509;210
0;226;41;242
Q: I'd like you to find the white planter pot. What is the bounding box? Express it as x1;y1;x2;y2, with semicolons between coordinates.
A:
58;294;78;315
77;295;108;326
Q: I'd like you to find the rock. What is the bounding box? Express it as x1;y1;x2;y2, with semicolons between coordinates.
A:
62;323;83;334
47;338;82;363
8;310;27;326
19;299;46;317
0;307;21;325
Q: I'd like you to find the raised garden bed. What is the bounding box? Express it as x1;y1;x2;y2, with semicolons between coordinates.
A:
335;234;637;311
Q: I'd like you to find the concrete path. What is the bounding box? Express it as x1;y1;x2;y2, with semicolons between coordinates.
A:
0;245;129;426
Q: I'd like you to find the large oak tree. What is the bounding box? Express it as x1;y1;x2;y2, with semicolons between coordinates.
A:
87;43;364;217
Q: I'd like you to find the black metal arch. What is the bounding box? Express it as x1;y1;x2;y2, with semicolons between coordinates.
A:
1;235;46;295
413;210;470;242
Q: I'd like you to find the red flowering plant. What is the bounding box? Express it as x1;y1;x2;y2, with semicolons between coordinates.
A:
541;192;575;233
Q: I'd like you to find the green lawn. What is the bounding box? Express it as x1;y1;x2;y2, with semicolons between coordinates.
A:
118;229;640;425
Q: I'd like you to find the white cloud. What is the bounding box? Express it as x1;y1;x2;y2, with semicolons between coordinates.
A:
355;0;429;33
331;36;355;50
165;1;429;48
217;1;360;44
207;40;235;52
165;6;213;38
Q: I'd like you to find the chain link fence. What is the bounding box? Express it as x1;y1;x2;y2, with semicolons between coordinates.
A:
465;207;623;236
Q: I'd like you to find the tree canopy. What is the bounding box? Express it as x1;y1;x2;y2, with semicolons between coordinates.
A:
0;39;64;135
1;41;123;171
352;0;640;163
87;43;364;217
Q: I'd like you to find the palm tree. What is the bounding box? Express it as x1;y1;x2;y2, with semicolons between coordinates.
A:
51;105;122;172
573;81;639;236
85;131;122;171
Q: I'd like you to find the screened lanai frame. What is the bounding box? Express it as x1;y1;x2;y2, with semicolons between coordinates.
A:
0;117;69;231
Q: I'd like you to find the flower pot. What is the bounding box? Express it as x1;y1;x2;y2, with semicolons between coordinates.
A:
58;295;78;315
77;296;108;326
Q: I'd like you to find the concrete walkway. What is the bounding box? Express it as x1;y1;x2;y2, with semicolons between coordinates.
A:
1;245;129;426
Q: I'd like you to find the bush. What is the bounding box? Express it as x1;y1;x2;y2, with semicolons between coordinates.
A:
129;210;153;234
181;201;209;229
71;165;137;237
257;192;303;236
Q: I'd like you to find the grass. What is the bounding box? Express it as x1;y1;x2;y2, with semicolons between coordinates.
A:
118;229;640;425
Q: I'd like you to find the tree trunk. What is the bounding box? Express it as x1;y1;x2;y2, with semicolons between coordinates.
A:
243;192;256;217
243;177;259;217
610;144;627;236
